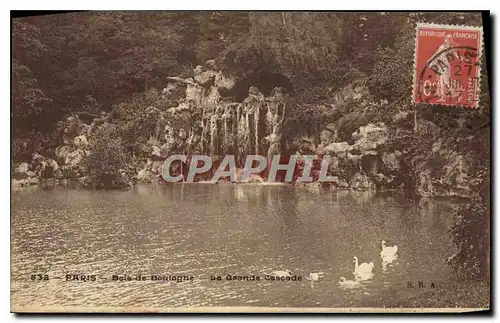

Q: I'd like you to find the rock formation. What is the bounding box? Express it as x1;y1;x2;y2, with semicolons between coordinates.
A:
11;60;477;198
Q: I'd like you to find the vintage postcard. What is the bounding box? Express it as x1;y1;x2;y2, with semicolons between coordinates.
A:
11;11;490;313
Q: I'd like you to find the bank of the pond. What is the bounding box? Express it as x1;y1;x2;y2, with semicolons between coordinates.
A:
11;178;473;204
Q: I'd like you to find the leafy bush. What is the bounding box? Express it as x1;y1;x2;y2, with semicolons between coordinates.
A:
84;125;133;189
110;88;168;152
447;167;490;279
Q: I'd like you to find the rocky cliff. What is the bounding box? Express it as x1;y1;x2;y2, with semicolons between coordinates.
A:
12;60;478;198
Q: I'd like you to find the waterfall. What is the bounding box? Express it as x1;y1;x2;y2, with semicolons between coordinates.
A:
233;105;240;162
245;111;250;156
254;105;260;155
223;106;228;155
169;79;288;170
237;105;246;164
266;103;273;135
210;114;217;155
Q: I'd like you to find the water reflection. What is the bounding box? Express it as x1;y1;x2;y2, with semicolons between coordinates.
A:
381;255;398;273
11;185;459;309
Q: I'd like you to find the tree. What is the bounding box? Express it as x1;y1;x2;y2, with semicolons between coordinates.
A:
12;20;52;130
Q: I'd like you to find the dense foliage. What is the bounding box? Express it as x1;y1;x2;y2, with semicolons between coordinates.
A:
12;12;488;139
84;125;135;189
12;12;490;278
448;164;490;279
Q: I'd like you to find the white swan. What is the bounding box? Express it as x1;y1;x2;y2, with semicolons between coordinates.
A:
265;270;292;277
338;276;360;288
306;272;324;287
306;272;324;281
380;240;398;258
353;256;374;280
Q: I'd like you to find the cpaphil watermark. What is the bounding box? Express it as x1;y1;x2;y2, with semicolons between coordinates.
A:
413;23;483;108
161;154;337;183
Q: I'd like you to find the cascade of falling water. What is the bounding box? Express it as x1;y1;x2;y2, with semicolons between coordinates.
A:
279;102;286;135
266;103;273;135
223;105;229;155
245;110;250;156
210;113;217;155
254;104;260;155
237;105;248;165
236;104;241;132
232;105;238;163
236;104;242;163
200;119;206;155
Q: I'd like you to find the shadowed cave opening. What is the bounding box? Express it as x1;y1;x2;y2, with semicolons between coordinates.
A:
221;70;294;102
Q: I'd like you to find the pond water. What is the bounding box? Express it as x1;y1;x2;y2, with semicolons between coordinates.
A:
11;184;464;310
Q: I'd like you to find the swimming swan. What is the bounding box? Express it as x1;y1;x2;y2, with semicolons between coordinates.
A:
265;270;292;277
306;272;324;287
306;272;324;281
353;256;374;280
380;240;398;258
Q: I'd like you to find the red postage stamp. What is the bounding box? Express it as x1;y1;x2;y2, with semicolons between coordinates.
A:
413;23;483;108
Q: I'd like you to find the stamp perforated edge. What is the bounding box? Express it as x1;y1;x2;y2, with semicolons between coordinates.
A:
411;22;484;109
